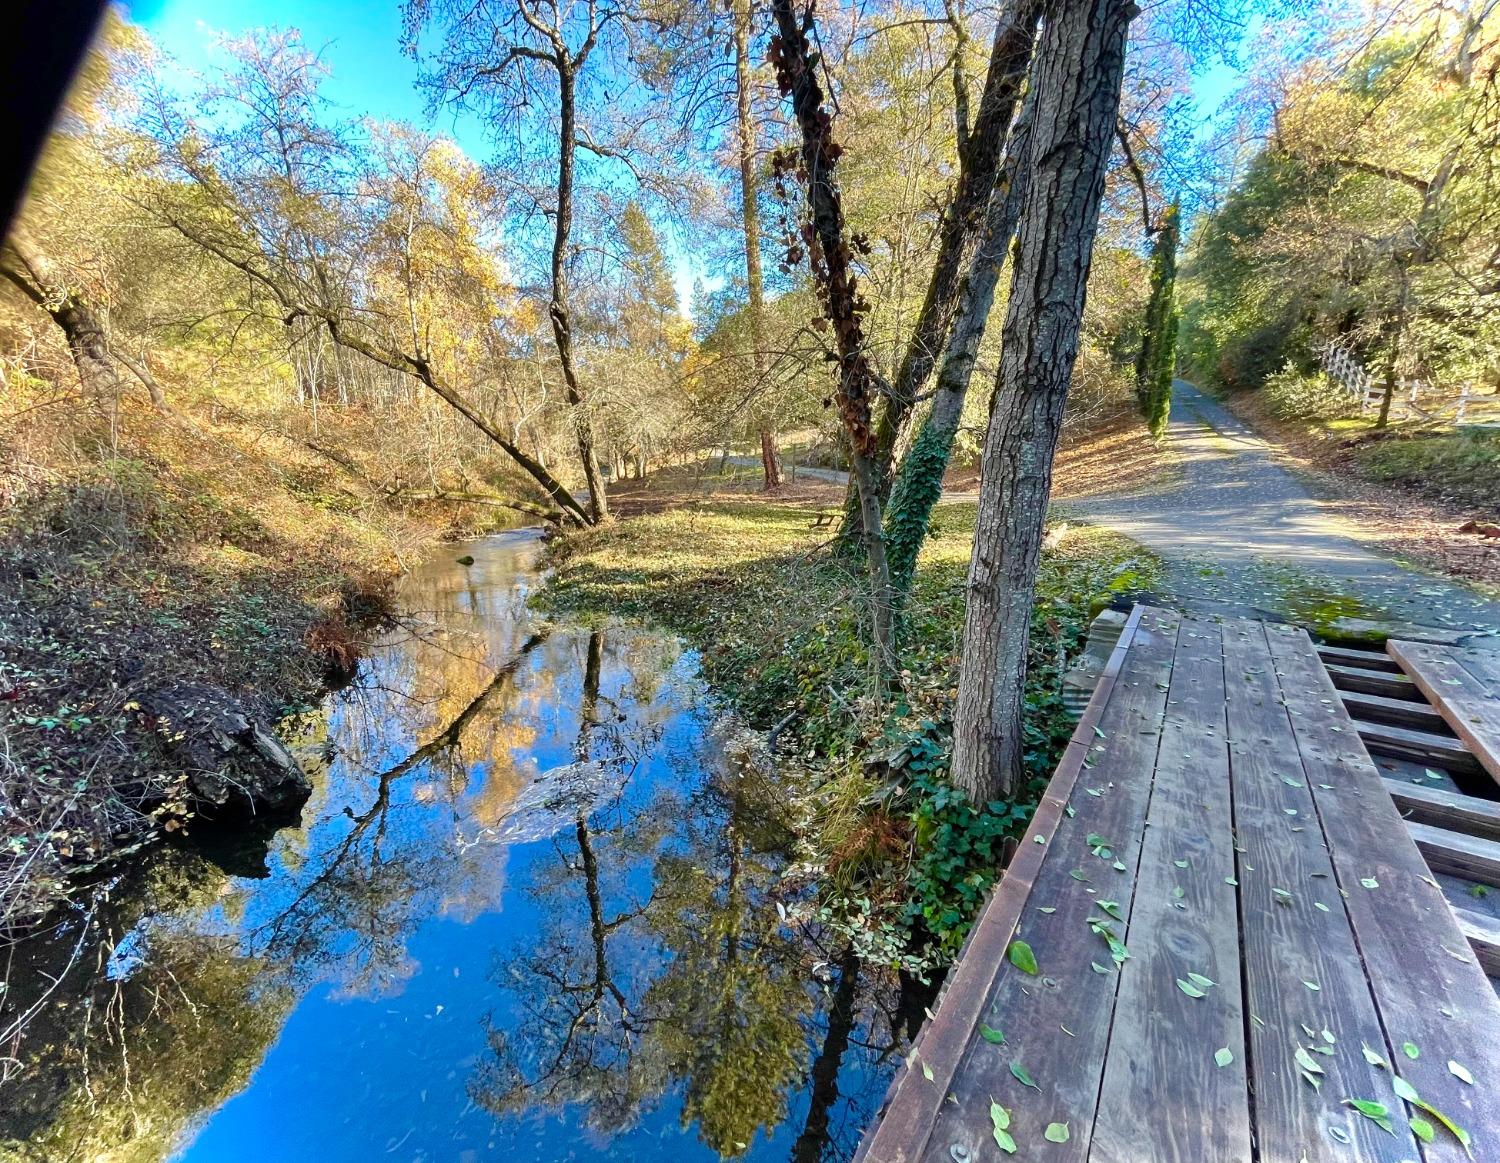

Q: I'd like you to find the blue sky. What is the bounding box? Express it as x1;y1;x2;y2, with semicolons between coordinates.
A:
121;0;716;309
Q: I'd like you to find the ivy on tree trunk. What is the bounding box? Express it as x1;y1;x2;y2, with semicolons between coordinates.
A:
1136;201;1180;439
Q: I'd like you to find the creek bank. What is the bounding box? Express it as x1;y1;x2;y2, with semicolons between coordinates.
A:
0;472;409;929
534;497;1162;971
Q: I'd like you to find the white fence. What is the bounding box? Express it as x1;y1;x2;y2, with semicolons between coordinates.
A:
1317;340;1473;425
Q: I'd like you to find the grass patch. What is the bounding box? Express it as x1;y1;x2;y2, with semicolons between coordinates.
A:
1353;431;1500;512
538;498;1160;971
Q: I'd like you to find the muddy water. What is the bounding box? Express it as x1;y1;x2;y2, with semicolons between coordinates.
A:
0;530;908;1163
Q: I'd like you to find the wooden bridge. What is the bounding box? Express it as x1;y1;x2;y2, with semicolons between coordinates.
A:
857;606;1500;1163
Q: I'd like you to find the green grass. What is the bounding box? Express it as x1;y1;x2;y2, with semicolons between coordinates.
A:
1353;431;1500;511
538;498;1161;970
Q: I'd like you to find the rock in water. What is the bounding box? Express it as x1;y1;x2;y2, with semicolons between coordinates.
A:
490;759;627;844
138;683;311;819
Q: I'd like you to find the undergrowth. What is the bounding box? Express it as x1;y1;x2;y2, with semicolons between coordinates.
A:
1352;429;1500;512
0;401;517;928
537;499;1161;973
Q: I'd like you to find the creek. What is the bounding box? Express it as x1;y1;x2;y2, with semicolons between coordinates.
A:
0;530;912;1163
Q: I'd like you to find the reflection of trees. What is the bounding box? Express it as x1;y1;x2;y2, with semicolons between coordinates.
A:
472;632;823;1156
789;948;859;1163
239;630;551;996
0;850;289;1163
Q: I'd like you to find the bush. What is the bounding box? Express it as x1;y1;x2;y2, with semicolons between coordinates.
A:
1260;363;1354;422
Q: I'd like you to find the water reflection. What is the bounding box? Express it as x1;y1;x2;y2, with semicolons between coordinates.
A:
1;531;906;1163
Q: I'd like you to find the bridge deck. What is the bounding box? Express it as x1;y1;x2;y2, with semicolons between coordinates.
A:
858;606;1500;1163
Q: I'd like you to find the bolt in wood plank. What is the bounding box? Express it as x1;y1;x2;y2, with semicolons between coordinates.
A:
911;609;1181;1163
1267;620;1500;1162
1091;618;1250;1163
1388;640;1500;783
1383;778;1500;840
1407;820;1500;883
1223;619;1419;1163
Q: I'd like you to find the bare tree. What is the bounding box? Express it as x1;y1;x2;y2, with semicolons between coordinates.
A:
405;0;686;523
951;0;1137;803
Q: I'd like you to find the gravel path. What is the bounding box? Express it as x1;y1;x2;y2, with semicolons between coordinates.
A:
1070;381;1500;637
725;387;1500;637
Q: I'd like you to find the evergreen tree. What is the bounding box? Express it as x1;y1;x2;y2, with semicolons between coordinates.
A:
1136;200;1179;438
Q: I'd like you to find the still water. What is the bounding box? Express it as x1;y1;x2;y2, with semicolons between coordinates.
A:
1;530;909;1163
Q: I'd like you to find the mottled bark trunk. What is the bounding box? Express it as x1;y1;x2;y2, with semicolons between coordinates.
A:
735;0;782;492
883;83;1038;599
951;0;1136;804
551;65;610;522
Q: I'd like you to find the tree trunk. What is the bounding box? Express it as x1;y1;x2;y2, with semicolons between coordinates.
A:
735;0;783;493
551;65;611;522
874;0;1043;474
1375;265;1410;431
837;0;1043;546
883;79;1038;600
770;0;897;678
0;234;122;412
319;314;592;527
950;0;1136;805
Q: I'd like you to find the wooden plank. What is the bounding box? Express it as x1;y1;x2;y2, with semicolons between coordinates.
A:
1090;618;1251;1163
1340;689;1449;732
1450;646;1500;689
1356;721;1482;776
1222;620;1419;1163
1408;820;1500;883
1325;663;1421;701
1388;640;1500;783
1319;645;1404;673
1383;778;1500;841
1266;620;1500;1162
910;609;1182;1163
1452;904;1500;976
853;604;1155;1163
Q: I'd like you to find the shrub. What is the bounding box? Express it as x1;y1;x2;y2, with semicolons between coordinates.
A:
1260;363;1354;422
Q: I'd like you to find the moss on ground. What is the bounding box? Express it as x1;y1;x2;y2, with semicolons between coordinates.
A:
538;497;1161;969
